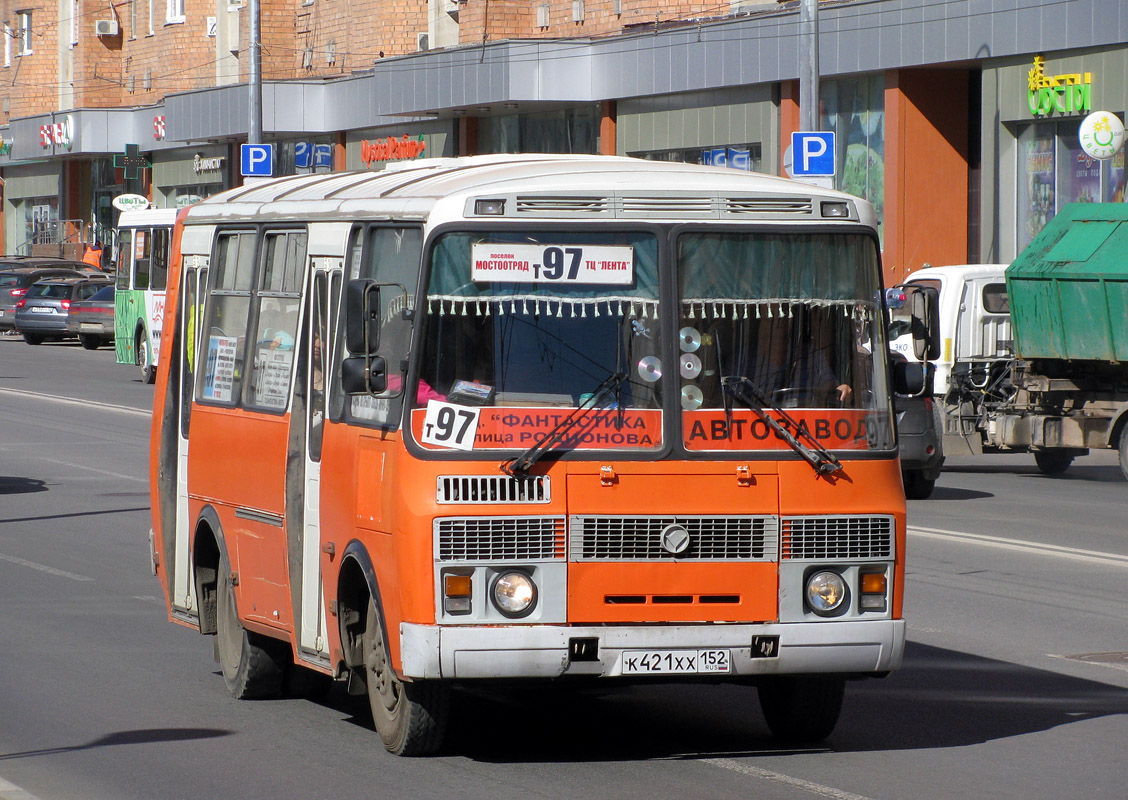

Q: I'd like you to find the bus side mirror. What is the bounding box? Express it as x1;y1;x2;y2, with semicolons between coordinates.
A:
341;356;388;395
907;285;940;361
345;279;381;355
892;359;934;398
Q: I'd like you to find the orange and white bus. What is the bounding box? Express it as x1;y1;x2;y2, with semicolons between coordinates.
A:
149;155;928;755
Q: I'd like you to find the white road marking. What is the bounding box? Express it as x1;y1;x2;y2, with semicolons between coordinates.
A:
34;455;146;484
0;387;149;418
0;553;93;581
705;758;877;800
0;776;43;800
908;525;1128;569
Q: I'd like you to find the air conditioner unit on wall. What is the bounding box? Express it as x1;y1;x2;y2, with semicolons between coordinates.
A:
94;19;119;36
417;32;429;51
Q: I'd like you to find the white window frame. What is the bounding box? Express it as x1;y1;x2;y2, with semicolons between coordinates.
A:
165;0;185;24
70;0;77;46
4;24;11;67
17;11;32;55
147;0;154;34
130;0;136;39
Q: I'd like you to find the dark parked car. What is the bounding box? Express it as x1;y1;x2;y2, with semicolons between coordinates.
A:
65;284;116;349
13;275;113;344
0;262;98;330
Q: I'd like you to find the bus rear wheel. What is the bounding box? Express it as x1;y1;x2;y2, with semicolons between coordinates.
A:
138;334;156;384
757;676;845;742
362;598;448;755
215;554;285;699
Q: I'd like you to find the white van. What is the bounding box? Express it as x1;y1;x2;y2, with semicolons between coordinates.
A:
891;264;1011;396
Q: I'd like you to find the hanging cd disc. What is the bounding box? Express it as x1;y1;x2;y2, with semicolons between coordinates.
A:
679;326;702;353
637;356;663;382
680;352;702;379
681;384;704;410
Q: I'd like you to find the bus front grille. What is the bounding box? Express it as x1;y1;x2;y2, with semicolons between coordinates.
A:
435;516;566;561
568;515;778;561
780;515;895;561
436;475;551;504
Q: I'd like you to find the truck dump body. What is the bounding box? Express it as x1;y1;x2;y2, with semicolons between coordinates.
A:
1007;203;1128;363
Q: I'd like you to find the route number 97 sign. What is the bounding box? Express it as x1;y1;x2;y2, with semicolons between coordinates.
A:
420;401;481;450
472;243;634;285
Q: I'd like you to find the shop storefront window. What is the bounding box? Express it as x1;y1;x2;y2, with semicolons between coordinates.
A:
1016;116;1125;250
820;75;885;242
23;197;59;249
629;143;762;172
479;106;599;154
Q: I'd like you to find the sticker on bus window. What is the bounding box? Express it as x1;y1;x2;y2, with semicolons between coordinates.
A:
203;335;239;402
471;244;634;285
420;401;481;450
253;348;293;409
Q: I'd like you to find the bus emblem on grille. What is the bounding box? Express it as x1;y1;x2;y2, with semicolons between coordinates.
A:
660;524;691;555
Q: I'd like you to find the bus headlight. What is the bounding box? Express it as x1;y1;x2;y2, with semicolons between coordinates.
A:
491;571;537;618
805;570;848;616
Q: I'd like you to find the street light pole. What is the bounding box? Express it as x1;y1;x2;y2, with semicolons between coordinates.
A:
799;0;819;132
248;0;262;145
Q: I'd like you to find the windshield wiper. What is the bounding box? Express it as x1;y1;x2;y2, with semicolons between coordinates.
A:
501;371;627;477
721;376;843;477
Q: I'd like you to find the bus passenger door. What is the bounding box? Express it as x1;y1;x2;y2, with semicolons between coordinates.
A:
171;257;208;619
297;261;341;662
114;228;135;365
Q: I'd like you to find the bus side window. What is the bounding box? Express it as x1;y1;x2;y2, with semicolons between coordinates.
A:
343;225;422;428
247;230;306;411
116;230;132;290
135;229;151;291
199;231;256;405
151;227;170;291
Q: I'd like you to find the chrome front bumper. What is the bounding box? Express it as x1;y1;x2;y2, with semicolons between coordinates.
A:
400;618;905;680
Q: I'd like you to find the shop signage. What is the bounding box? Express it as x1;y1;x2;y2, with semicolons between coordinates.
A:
39;115;75;150
361;134;426;167
1027;55;1092;118
112;193;150;212
1078;111;1126;160
193;153;226;174
0;135;12;156
153;115;166;140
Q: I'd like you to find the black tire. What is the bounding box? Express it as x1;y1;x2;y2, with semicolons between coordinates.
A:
757;676;845;742
362;598;448;755
1118;425;1128;483
79;334;103;350
22;333;44;345
902;469;936;500
1034;449;1074;475
138;334;156;384
215;555;285;699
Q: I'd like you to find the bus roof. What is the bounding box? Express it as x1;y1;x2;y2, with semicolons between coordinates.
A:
182;154;875;228
117;207;179;227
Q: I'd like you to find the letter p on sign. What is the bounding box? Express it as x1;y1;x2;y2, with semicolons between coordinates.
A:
791;132;835;177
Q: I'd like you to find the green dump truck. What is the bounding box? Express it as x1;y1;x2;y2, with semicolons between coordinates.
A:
948;203;1128;480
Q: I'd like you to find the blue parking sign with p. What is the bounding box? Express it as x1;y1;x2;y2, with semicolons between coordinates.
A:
241;143;274;177
791;132;835;177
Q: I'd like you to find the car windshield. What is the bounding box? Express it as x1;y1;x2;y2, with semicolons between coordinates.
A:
413;229;663;453
676;231;894;452
27;284;71;299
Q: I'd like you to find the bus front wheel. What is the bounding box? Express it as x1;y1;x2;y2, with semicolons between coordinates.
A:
757;676;845;742
215;554;285;699
362;598;448;755
137;334;156;384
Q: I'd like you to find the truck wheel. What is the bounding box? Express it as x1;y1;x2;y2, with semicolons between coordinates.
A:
1118;426;1128;482
1034;449;1074;475
137;335;156;384
215;554;285;699
757;676;845;742
362;597;448;755
903;469;936;500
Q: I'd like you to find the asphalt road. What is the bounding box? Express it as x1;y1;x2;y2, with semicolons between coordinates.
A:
1;336;1125;800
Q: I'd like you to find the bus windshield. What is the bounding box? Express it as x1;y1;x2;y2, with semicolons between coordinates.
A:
415;229;663;452
677;230;893;452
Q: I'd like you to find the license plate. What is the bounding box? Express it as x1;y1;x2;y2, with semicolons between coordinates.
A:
30;307;53;314
621;649;730;675
80;322;101;331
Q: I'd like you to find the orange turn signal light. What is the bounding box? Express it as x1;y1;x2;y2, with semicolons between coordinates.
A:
860;572;887;594
445;574;473;598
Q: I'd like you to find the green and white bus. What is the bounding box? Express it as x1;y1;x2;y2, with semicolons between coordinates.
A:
115;208;175;382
